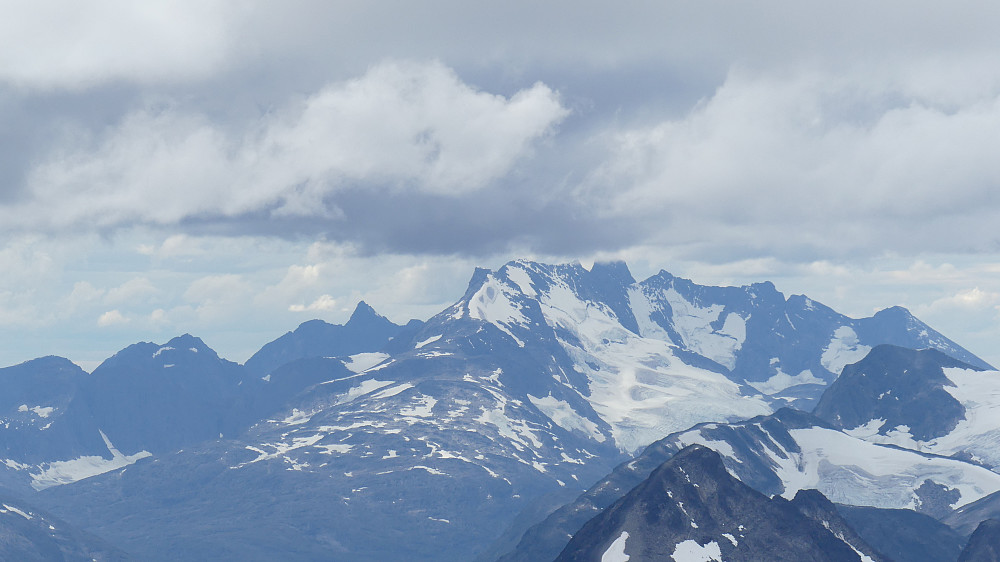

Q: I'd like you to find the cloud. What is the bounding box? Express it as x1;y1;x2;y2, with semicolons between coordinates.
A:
97;309;128;327
924;287;1000;314
289;295;336;312
0;1;238;89
105;277;158;306
578;69;1000;261
183;274;254;323
12;61;567;233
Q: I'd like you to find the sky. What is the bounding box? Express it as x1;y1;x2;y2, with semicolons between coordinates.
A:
2;1;1000;371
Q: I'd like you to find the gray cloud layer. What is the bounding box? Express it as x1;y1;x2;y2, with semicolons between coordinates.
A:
3;2;1000;372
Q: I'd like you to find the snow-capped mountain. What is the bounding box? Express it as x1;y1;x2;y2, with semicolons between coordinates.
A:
442;260;982;454
0;335;263;492
501;407;1000;561
555;445;883;562
814;344;1000;470
4;259;992;560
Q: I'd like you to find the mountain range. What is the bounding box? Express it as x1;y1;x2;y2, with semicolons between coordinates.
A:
0;259;997;560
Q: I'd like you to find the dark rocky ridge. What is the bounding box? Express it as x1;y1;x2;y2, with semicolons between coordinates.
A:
555;445;881;561
813;344;981;441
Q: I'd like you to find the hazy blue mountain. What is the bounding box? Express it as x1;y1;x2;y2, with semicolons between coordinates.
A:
244;301;417;377
5;260;992;560
0;356;138;493
0;334;341;494
69;334;261;454
0;357;96;464
555;445;882;562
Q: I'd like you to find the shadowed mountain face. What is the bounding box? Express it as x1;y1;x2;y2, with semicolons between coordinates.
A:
499;405;1000;561
0;492;132;561
814;345;979;441
836;504;966;562
814;344;1000;472
946;491;1000;537
555;445;882;562
958;519;1000;562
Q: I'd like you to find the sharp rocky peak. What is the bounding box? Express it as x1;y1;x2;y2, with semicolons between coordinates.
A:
346;300;387;325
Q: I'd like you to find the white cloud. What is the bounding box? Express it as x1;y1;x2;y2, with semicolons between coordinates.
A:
105;277;158;306
924;288;1000;314
97;309;128;327
183;274;254;323
12;61;567;232
289;294;337;312
138;234;207;259
579;69;1000;259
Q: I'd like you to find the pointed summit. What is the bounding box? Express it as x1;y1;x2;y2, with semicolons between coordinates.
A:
349;300;378;321
346;300;392;329
557;445;881;561
244;302;413;376
160;334;220;360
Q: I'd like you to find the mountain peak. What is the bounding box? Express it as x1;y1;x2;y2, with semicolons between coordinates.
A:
161;334;220;360
556;444;882;562
813;344;976;441
588;260;636;286
346;300;393;329
873;305;914;319
349;300;375;318
463;267;492;299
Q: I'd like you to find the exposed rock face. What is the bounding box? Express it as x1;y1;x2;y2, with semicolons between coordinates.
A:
555;445;882;562
958;519;1000;562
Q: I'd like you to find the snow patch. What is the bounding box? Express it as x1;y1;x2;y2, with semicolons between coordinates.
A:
821;326;871;376
773;427;1000;509
528;394;605;442
542;281;769;453
344;352;391;373
505;265;538;297
344;379;394;401
671;540;722;562
658;288;745;369
0;504;31;519
280;409;314;425
467;275;529;347
414;335;442;349
748;369;824;395
17;404;55;418
30;430;152;490
371;383;414;400
602;531;630;562
674;430;740;462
